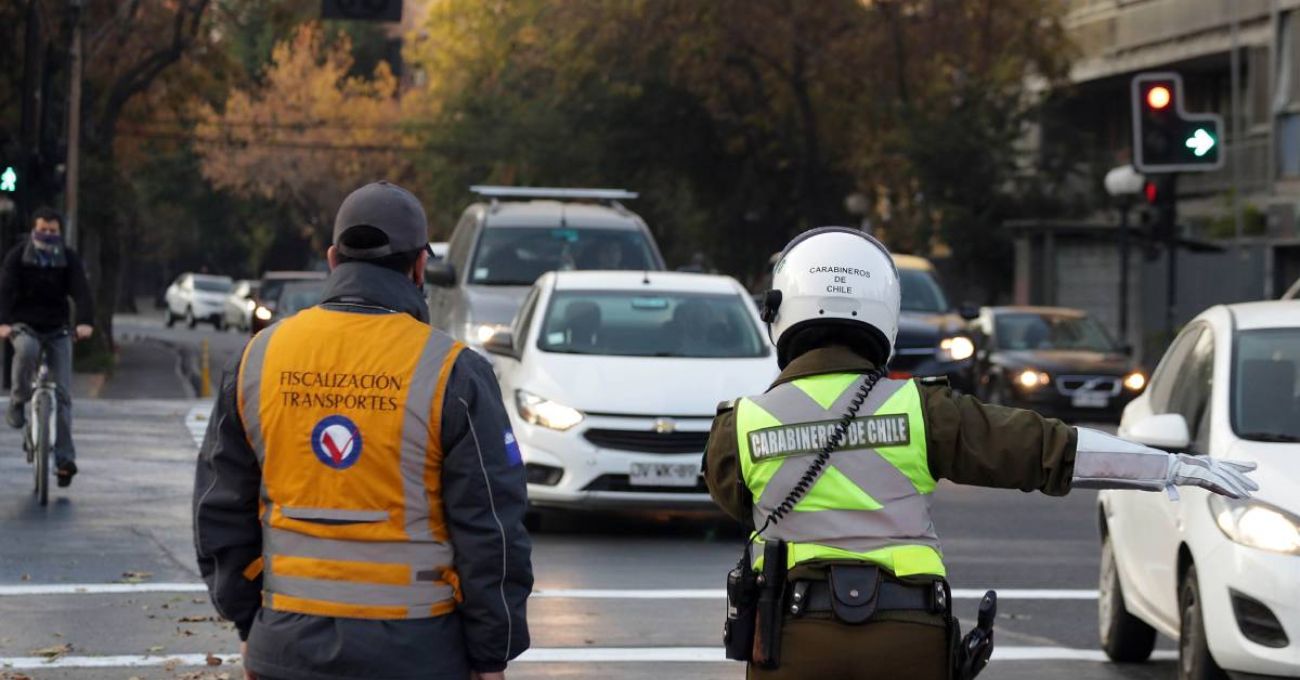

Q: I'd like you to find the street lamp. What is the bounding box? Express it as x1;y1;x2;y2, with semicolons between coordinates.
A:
1104;164;1144;345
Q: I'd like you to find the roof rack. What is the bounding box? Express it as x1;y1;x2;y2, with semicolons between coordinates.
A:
469;185;639;201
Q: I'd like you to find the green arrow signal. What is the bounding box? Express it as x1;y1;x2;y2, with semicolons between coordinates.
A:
0;166;16;193
1185;128;1216;157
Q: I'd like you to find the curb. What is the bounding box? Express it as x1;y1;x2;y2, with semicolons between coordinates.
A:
116;333;199;399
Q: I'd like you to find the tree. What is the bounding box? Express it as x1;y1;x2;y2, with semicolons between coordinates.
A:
194;23;414;252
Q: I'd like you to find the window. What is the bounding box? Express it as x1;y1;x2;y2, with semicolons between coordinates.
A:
537;290;766;358
513;288;541;353
469;227;657;286
1232;328;1300;442
1166;328;1215;449
898;269;949;313
448;211;478;272
993;313;1118;352
1146;325;1204;413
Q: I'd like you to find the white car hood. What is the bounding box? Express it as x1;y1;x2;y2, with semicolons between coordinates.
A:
1225;439;1300;513
520;353;778;417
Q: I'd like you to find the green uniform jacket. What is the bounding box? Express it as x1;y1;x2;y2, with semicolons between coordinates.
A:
705;345;1079;586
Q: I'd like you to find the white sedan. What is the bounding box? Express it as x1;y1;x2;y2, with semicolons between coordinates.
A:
483;270;778;516
1098;301;1300;678
164;273;233;329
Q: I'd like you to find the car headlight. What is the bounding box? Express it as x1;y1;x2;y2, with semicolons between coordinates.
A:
465;322;510;345
254;306;273;321
1209;496;1300;555
1016;369;1050;389
515;390;584;431
1123;371;1146;392
939;336;975;362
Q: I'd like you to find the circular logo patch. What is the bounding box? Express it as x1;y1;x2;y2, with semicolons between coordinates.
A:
311;415;363;470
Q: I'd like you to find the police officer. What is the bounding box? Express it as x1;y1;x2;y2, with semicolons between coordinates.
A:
705;227;1257;680
195;181;533;680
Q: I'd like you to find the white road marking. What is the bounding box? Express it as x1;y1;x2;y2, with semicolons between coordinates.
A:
184;404;210;448
0;647;1178;669
0;583;208;596
0;583;1100;599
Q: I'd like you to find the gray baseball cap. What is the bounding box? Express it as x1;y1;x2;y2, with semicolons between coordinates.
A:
333;181;429;259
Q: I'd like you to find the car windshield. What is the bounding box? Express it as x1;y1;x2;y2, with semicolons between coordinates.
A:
1232;329;1300;442
470;227;657;286
277;282;325;316
994;313;1117;352
898;268;949;313
194;277;232;293
537;290;766;358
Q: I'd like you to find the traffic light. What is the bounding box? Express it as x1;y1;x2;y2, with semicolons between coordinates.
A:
321;0;401;21
0;165;15;194
1131;72;1224;173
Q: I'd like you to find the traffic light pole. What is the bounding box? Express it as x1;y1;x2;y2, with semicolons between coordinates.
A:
1118;205;1130;340
1164;174;1179;340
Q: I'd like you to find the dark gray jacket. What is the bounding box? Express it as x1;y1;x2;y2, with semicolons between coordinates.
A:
193;262;533;679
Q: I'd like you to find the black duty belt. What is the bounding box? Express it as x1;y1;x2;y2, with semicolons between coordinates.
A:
788;574;949;621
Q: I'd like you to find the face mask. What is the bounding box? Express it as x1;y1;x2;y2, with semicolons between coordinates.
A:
33;232;62;247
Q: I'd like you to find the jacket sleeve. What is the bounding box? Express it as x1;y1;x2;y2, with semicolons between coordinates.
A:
920;383;1078;495
704;405;753;526
0;246;21;325
65;249;95;326
439;350;533;673
193;353;263;640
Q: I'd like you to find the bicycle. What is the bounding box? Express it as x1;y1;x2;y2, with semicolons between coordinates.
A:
12;324;67;506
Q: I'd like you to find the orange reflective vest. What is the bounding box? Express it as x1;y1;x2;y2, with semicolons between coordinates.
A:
237;306;466;620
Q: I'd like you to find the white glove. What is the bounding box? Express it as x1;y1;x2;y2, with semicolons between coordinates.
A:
1071;427;1259;500
1164;453;1257;500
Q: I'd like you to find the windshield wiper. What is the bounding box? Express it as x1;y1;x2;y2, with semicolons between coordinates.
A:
1238;432;1300;443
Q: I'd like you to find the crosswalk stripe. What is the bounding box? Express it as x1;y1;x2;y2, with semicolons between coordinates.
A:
0;647;1177;669
0;583;1099;600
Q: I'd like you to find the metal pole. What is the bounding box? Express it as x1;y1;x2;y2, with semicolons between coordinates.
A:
1165;175;1179;340
1228;0;1244;297
1118;205;1130;341
65;1;83;249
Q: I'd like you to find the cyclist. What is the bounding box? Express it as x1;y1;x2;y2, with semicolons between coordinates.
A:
0;207;95;487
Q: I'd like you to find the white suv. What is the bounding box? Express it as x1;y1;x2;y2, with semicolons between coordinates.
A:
1098;301;1300;678
165;273;233;329
427;186;666;349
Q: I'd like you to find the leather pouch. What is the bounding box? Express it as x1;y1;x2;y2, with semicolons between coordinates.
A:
828;564;881;624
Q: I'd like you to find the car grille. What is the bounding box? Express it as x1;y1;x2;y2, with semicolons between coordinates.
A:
581;474;708;494
1055;375;1121;396
583;429;710;454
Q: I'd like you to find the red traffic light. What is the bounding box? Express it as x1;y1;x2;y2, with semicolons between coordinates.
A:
1146;85;1172;110
1144;181;1159;204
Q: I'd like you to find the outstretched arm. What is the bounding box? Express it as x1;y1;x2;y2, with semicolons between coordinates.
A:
1071;427;1256;499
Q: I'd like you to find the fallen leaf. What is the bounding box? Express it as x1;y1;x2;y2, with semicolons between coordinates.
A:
206;653;222;666
179;629;195;637
147;645;165;653
18;574;29;582
191;598;207;604
179;615;218;623
119;571;153;583
29;643;71;660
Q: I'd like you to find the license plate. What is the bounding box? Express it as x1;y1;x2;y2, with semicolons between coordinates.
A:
628;462;699;487
1072;393;1109;409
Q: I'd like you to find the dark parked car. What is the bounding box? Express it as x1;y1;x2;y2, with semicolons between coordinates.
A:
251;270;327;334
888;254;979;392
969;306;1147;422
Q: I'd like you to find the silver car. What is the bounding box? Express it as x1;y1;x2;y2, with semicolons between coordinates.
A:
427;186;666;347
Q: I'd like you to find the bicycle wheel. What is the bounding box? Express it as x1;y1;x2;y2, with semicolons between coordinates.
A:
33;391;53;506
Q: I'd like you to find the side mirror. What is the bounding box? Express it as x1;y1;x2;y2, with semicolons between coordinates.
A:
958;302;980;321
1126;413;1191;451
427;261;456;288
483;330;518;358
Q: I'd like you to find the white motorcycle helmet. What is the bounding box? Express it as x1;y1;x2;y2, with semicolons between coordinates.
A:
761;227;901;368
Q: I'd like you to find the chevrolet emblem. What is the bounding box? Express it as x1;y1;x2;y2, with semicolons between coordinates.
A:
653;418;676;434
